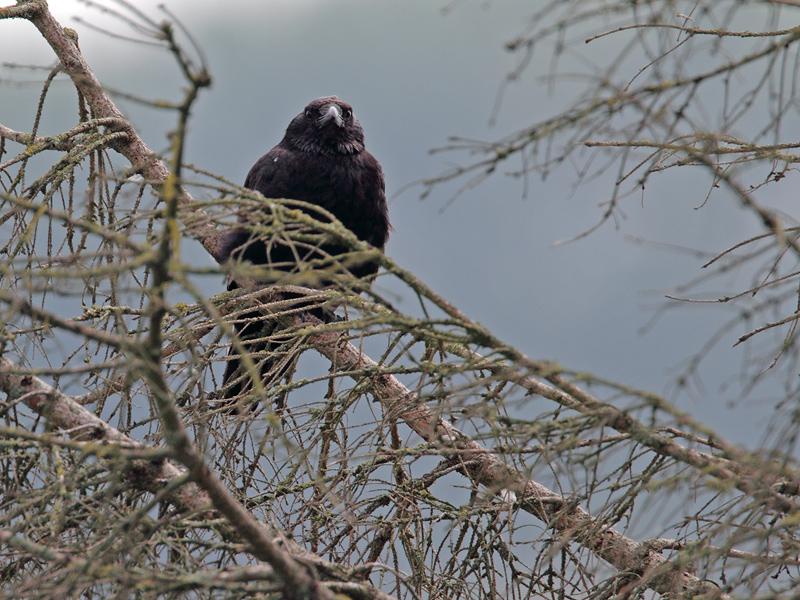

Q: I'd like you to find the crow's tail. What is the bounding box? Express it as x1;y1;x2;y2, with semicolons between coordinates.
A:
219;307;294;413
218;291;333;413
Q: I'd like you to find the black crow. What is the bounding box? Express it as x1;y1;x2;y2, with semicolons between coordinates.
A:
220;96;390;406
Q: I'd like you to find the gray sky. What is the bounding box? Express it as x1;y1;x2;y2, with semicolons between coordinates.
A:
1;0;787;447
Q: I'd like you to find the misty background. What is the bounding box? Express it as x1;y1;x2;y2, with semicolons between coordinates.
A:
2;0;790;449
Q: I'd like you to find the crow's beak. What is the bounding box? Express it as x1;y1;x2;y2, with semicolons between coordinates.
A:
318;104;344;128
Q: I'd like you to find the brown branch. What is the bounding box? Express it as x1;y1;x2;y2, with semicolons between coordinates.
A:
0;535;390;600
16;0;227;261
0;117;129;152
0;1;40;19
294;311;728;599
0;356;386;598
0;356;210;514
472;348;800;514
585;23;800;44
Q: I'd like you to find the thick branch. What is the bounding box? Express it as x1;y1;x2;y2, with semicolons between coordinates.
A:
0;1;39;18
0;357;210;514
294;312;728;599
0;356;385;597
0;117;129;152
19;0;227;260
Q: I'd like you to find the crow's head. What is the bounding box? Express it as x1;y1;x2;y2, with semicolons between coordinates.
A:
285;96;365;156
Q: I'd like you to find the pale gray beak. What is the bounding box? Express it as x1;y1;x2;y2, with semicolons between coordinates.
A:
318;104;344;128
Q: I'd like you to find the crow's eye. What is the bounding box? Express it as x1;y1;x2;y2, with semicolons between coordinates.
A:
304;109;314;119
342;107;352;119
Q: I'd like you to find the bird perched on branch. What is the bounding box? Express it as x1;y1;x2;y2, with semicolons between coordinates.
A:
219;96;390;406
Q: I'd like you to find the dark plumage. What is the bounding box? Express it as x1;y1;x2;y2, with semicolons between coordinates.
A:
220;96;390;405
